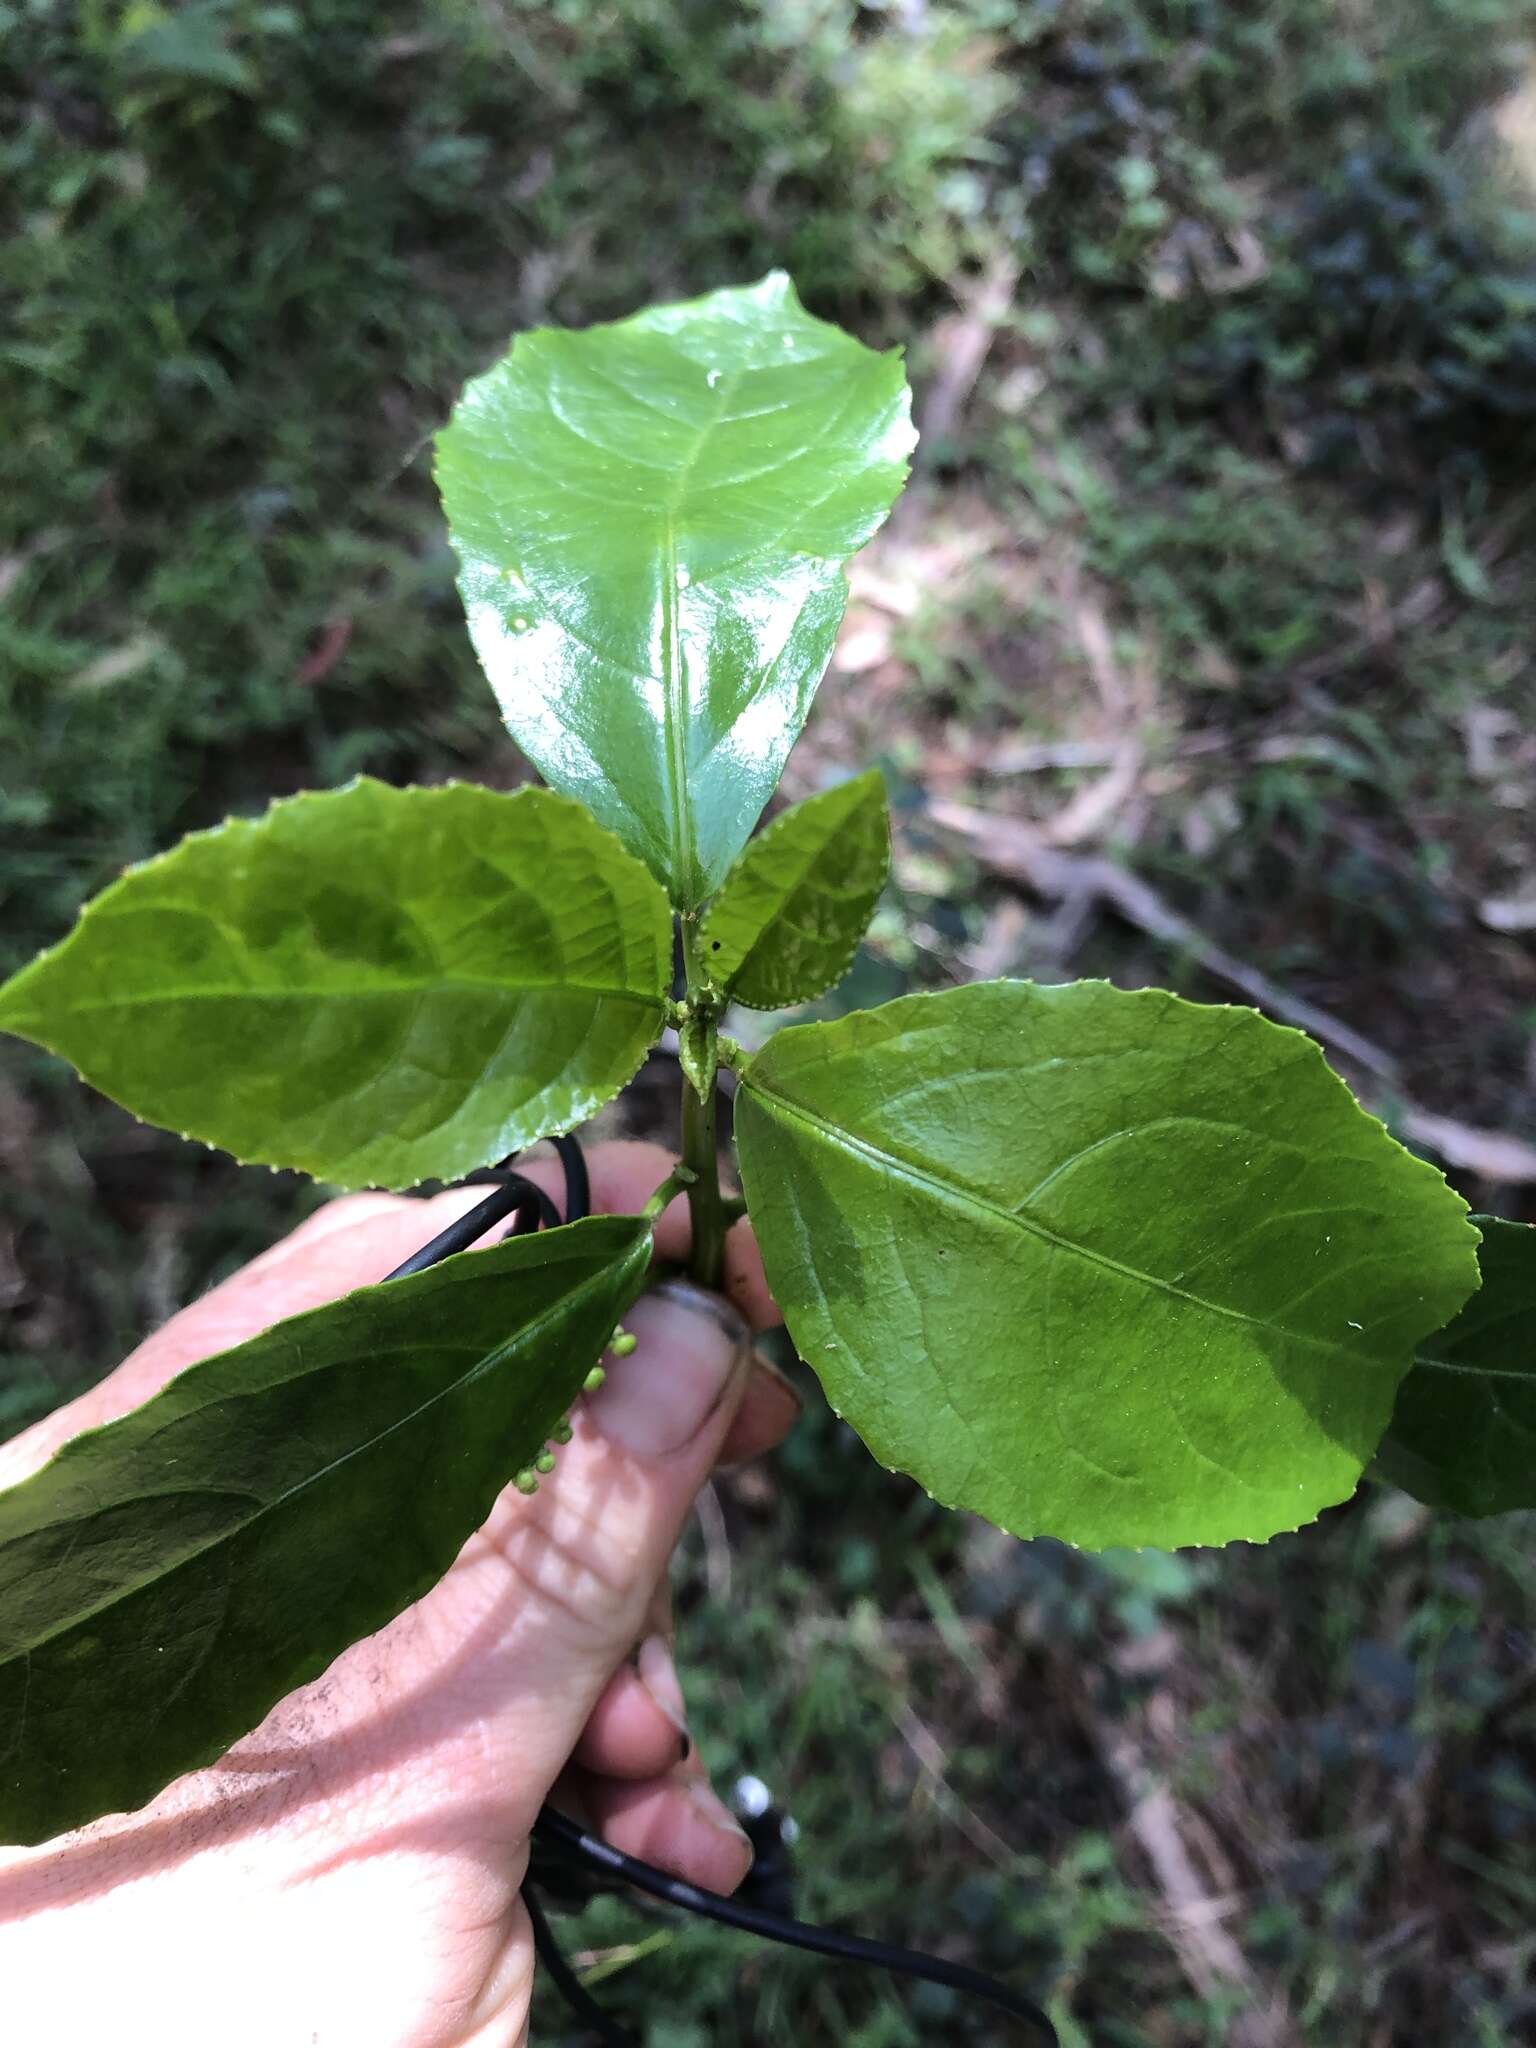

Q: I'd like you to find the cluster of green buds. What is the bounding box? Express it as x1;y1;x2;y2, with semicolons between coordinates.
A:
512;1324;634;1493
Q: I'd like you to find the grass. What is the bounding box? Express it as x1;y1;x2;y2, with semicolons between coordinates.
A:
4;2;1536;2041
530;1413;1536;2045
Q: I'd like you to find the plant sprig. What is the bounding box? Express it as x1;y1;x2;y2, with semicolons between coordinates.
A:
0;274;1525;1854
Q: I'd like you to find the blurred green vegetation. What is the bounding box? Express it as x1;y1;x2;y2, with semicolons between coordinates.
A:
3;2;1536;2042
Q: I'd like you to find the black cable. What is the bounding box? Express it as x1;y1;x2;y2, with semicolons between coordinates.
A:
382;1134;1061;2047
384;1167;563;1281
532;1809;1059;2045
505;1171;564;1234
525;1882;639;2048
551;1133;591;1225
384;1177;543;1279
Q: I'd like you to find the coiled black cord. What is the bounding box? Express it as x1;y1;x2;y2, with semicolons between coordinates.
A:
385;1136;1060;2048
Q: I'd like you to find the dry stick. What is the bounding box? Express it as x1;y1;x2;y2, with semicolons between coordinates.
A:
1391;1106;1536;1190
931;801;1396;1076
1052;1626;1299;2044
889;253;1021;540
929;800;1536;1185
894;1703;1018;1874
1092;1713;1300;2048
693;1480;732;1604
917;252;1021;450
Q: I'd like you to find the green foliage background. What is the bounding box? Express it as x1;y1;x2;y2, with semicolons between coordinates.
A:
2;2;1534;2041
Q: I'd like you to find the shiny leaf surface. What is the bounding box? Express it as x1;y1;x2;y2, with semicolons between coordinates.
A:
436;273;914;907
1376;1217;1536;1516
0;779;671;1188
700;771;889;1009
736;981;1478;1550
0;1216;651;1845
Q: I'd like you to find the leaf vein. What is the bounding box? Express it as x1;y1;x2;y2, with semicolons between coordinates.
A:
746;1083;1370;1365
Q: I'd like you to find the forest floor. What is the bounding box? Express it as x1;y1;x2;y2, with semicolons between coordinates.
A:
3;6;1535;2043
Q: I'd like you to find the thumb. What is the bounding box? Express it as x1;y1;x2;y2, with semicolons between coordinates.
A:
585;1278;753;1466
439;1277;753;1820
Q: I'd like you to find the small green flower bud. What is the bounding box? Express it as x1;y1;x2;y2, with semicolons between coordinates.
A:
583;1365;607;1393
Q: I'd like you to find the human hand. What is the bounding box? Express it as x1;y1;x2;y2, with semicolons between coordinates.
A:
0;1141;793;2047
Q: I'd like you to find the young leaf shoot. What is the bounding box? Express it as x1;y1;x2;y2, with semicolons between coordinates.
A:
699;770;890;1010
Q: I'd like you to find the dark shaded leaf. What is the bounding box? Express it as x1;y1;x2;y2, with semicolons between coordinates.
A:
0;1215;651;1845
1377;1216;1536;1516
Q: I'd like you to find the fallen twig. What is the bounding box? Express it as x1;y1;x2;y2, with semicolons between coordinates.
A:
1394;1107;1536;1188
929;800;1536;1185
1091;1711;1299;2048
930;801;1396;1076
915;252;1021;455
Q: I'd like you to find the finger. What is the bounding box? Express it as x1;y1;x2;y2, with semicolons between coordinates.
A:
722;1214;782;1333
593;1140;778;1331
642;1575;674;1645
575;1765;754;1895
572;1579;678;1782
22;1144;665;1470
451;1142;783;1331
480;1140;797;1472
388;1139;779;1332
4;1141;781;1490
716;1352;800;1468
653;1199;780;1332
570;1639;692;1780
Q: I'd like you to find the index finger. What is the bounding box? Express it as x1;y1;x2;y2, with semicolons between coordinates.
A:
0;1140;780;1488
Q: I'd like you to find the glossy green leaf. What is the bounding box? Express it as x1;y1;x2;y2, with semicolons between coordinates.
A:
436;273;915;908
1376;1217;1536;1516
736;981;1479;1551
0;778;671;1189
699;771;889;1009
0;1215;651;1845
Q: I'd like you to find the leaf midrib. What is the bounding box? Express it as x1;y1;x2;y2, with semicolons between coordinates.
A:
659;515;693;901
3;1234;646;1663
744;1078;1367;1365
653;365;739;899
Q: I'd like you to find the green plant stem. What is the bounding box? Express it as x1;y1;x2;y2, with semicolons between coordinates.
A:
643;1164;698;1221
680;919;728;1289
681;1072;727;1287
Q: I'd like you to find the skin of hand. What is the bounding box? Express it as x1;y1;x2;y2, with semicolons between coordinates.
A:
0;1141;794;2048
